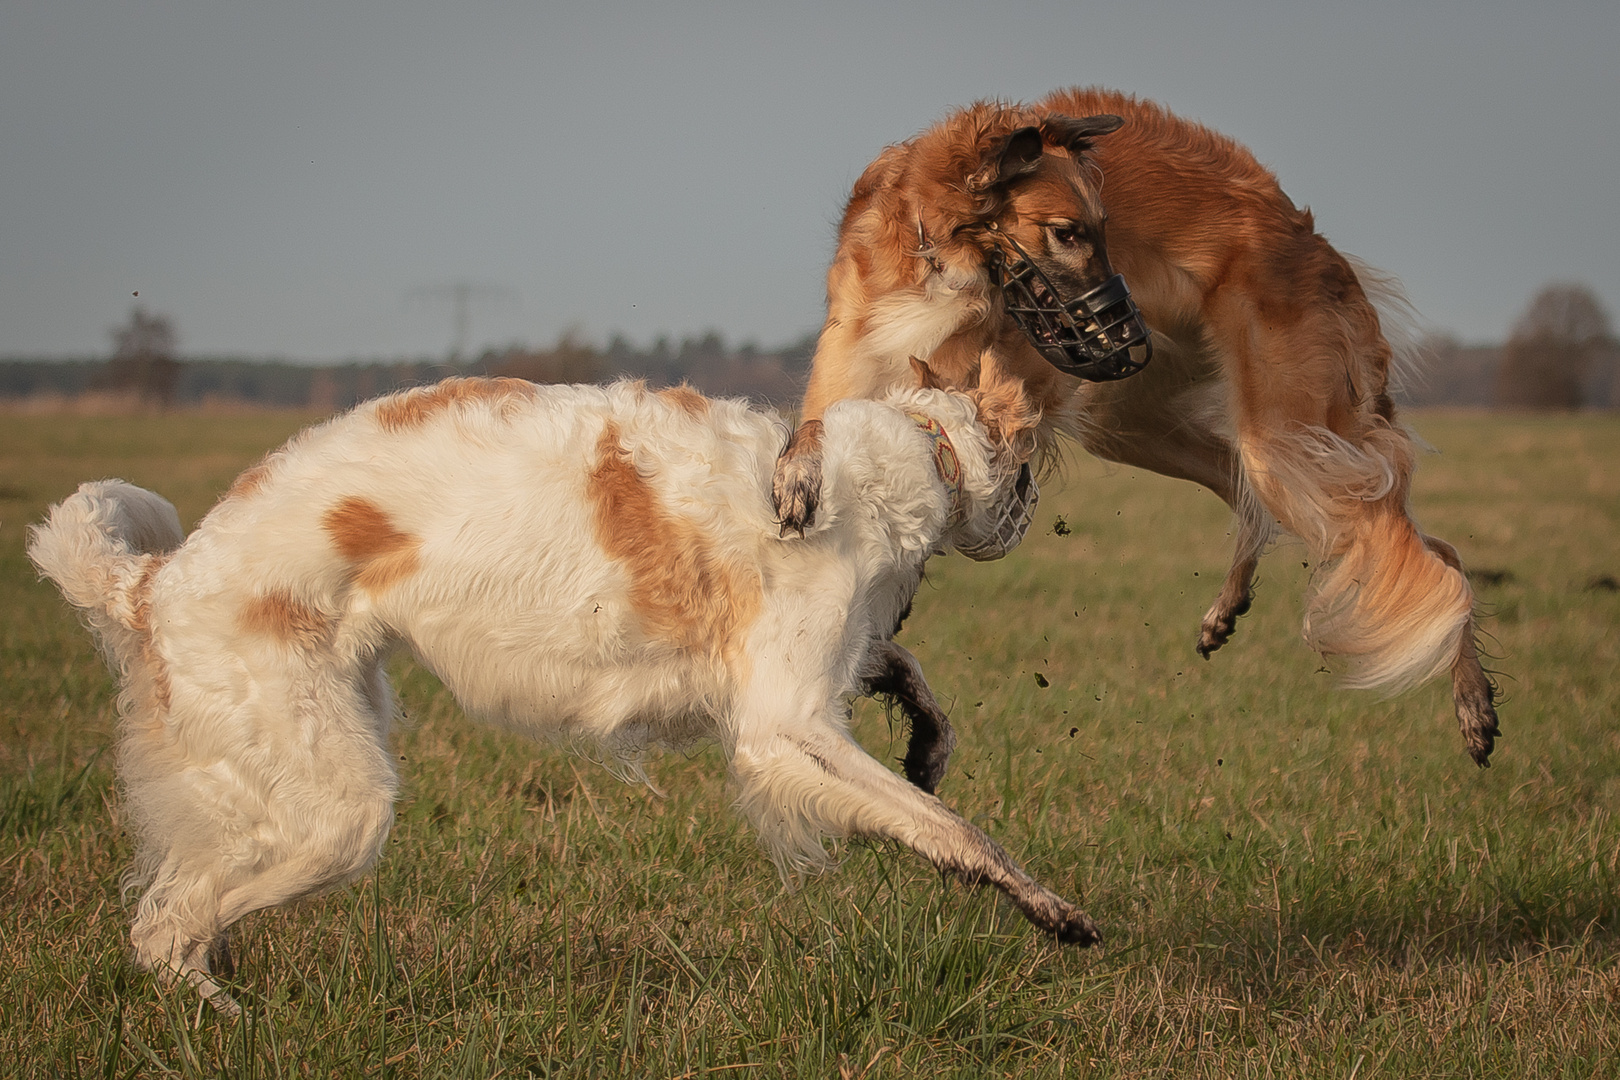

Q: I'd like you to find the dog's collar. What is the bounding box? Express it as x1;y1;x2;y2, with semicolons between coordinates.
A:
906;412;964;524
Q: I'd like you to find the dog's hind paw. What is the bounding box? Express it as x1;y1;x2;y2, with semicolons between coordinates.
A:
1196;592;1252;658
1455;661;1501;768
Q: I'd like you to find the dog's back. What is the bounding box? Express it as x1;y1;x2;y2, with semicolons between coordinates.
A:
175;382;781;732
154;379;958;746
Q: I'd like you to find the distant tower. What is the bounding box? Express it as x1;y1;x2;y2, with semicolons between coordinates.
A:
408;281;517;364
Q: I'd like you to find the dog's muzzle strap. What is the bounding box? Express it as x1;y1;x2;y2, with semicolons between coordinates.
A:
906;413;1038;562
985;225;1153;382
954;461;1038;562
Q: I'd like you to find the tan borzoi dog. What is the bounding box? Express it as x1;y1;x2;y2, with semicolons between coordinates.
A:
775;93;1498;768
30;368;1095;1016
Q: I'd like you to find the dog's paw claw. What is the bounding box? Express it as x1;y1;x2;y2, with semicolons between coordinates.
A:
1458;691;1500;768
772;462;821;537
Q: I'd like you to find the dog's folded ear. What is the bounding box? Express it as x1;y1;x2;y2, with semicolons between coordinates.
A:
974;350;1043;462
1040;113;1125;155
909;356;947;391
966;125;1045;192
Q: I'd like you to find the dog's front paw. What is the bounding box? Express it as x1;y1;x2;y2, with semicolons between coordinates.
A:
773;458;821;537
1050;905;1102;947
901;748;948;796
773;419;825;537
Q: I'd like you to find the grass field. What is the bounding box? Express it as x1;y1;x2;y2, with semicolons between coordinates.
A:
2;408;1617;1078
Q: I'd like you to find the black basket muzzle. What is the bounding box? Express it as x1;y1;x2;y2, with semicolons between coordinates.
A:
987;237;1153;381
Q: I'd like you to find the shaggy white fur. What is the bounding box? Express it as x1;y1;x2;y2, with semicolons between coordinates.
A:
29;376;1097;1016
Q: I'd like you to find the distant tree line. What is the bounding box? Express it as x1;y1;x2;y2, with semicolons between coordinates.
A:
1492;284;1615;409
1399;283;1613;409
3;286;1614;411
0;313;816;411
0;355;461;410
1403;284;1617;410
478;328;814;404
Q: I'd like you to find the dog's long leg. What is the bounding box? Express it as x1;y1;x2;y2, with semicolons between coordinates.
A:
1420;534;1502;765
126;658;399;1016
1197;503;1272;657
772;419;825;536
860;640;956;794
732;700;1098;945
1074;369;1267;658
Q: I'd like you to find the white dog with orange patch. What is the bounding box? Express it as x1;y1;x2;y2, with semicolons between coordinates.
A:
30;363;1096;1016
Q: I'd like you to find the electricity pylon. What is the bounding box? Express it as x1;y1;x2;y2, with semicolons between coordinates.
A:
408;281;517;364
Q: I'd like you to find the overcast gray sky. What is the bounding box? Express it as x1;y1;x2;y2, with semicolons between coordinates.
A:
2;1;1615;361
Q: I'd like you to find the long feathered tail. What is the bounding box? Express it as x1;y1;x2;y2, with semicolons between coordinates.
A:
1240;421;1473;695
27;480;186;677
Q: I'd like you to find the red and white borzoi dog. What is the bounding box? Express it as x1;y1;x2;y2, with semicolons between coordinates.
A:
774;89;1499;767
30;368;1093;1017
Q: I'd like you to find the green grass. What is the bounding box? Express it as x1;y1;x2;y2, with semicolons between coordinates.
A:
2;408;1618;1077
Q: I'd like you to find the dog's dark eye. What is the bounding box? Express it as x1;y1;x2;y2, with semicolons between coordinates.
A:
1050;226;1083;248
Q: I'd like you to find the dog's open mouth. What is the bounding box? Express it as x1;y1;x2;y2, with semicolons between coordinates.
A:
956;462;1038;562
1025;278;1105;348
1029;276;1058;309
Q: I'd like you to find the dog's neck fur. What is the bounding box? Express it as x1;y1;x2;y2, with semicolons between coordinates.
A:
783;387;1004;693
814;387;1007;568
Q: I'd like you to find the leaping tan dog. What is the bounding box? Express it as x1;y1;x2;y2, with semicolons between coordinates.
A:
774;89;1499;768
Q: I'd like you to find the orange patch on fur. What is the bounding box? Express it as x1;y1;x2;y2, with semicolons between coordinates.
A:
223;459;273;503
322;496;422;593
373;377;537;432
588;421;760;661
238;591;331;647
657;384;709;419
128;556;172;714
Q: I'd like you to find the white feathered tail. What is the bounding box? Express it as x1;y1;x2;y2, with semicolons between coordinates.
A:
27;480;185;677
